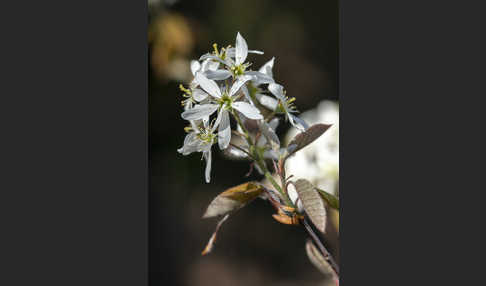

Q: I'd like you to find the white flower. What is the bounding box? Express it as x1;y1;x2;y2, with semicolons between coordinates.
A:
190;58;220;85
253;57;280;110
268;83;309;131
199;32;274;85
177;118;218;183
181;72;263;150
284;100;339;195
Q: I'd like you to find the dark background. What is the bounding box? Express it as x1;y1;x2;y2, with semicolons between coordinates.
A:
2;0;482;285
149;0;338;285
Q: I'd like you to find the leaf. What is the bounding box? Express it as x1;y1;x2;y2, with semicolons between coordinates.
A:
201;214;229;256
294;179;327;233
305;240;339;282
286;123;332;157
202;182;264;218
316;187;339;210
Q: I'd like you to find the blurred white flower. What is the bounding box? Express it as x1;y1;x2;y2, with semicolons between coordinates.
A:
285;100;339;195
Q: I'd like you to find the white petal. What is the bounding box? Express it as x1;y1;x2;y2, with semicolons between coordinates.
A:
199;54;229;66
228;47;263;57
258;57;274;77
226;146;249;159
255;93;278;110
235;32;248;65
202;116;210;128
289;114;309;131
184;100;193;111
232;101;263;120
225;56;235;67
181;104;218;120
268;83;285;100
269;118;279;130
189;118;199;131
178;133;199;155
218;110;231;150
225;48;235;58
211;108;222;133
203;69;232;80
287;184;299;205
201;58;219;71
195;72;221;98
246;71;274;85
259;121;280;146
241;85;254;106
248;49;264;55
192;88;208;102
190;60;201;75
204;151;212;183
229;75;253;97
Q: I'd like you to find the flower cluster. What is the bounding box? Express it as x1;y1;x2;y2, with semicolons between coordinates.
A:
178;32;308;183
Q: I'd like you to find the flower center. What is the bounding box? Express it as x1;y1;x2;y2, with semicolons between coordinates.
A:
231;64;246;76
218;93;233;110
198;130;216;144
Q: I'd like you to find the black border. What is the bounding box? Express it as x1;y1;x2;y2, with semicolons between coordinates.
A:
2;1;148;285
2;0;481;284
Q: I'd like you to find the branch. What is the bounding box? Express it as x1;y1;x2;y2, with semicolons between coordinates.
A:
302;218;340;277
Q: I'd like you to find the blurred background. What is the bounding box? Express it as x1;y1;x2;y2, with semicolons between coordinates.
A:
148;0;338;285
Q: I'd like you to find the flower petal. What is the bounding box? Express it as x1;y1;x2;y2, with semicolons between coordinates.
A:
218;110;231;150
241;85;254;106
269;118;279;130
203;69;232;80
201;58;220;71
229;74;253;97
192;88;209;102
248;49;264;55
178;133;199;155
258;57;274;77
181;104;218;120
195;72;222;98
259;121;280;147
204;151;212;183
235;32;248;65
289;114;309;131
232;101;263;120
227;48;263;57
246;71;274;85
268;83;285;100
190;60;201;75
199;54;229;66
255;93;278;110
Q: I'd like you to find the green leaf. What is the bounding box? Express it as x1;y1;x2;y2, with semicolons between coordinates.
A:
286;123;332;157
202;182;263;218
316;188;339;210
294;179;327;233
305;240;338;281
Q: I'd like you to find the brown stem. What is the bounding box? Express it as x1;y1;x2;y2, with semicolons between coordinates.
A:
302;218;340;277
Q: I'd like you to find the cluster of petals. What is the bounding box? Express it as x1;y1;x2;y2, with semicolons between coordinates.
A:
178;32;308;183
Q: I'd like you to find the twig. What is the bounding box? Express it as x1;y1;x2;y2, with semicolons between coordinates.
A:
302;218;340;276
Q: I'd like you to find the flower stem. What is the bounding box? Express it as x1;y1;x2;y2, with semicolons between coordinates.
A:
232;111;292;206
